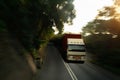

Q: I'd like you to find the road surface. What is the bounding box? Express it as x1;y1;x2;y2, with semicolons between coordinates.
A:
35;44;120;80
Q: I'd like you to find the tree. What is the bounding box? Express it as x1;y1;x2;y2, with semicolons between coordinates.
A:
83;0;120;37
96;1;120;36
0;0;75;51
82;1;120;67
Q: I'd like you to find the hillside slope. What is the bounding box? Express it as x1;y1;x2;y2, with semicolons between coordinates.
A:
0;31;36;80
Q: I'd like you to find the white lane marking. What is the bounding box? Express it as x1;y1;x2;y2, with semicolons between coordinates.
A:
63;61;75;80
63;61;78;80
66;63;78;80
54;46;78;80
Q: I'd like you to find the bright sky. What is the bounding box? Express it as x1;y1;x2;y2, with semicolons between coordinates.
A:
63;0;114;34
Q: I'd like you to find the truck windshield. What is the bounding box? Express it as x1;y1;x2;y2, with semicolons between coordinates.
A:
68;44;85;52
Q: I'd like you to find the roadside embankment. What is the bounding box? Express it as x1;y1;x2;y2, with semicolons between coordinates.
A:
0;31;36;80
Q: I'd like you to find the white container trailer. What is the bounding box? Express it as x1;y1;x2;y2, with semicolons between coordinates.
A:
67;38;86;61
62;34;86;62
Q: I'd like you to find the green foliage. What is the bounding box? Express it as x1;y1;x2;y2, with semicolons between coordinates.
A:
50;34;64;53
97;7;115;18
0;20;7;32
84;33;120;68
82;6;120;68
0;0;75;52
50;34;63;45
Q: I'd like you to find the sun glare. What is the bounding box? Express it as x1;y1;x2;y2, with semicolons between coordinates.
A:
63;0;114;34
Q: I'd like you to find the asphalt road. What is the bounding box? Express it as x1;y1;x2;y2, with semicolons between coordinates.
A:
35;44;120;80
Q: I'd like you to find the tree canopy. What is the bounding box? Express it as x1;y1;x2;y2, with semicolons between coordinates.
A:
82;1;120;67
82;1;120;37
0;0;75;51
